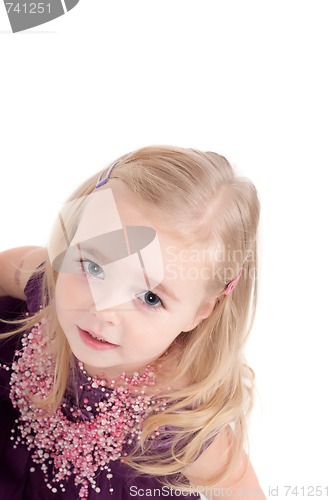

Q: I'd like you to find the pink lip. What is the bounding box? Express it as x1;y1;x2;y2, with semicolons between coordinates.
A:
77;326;119;351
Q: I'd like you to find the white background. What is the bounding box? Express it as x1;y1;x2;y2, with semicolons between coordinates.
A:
1;1;331;498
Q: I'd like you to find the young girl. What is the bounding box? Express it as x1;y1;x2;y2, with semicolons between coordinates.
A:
0;146;265;499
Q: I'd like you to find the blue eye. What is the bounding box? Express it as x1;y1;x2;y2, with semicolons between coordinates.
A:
137;291;164;309
80;259;105;279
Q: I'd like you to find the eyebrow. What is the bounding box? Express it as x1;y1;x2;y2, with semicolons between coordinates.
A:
154;282;181;302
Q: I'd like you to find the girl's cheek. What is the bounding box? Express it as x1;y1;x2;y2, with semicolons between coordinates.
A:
61;275;83;296
56;277;80;308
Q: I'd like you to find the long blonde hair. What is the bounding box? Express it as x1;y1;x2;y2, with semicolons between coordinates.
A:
2;146;260;489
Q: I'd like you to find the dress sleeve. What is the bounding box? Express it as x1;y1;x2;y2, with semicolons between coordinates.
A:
0;295;26;329
23;269;44;315
0;266;44;328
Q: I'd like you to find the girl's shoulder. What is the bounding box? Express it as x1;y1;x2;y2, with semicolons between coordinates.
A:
183;429;265;498
0;246;46;300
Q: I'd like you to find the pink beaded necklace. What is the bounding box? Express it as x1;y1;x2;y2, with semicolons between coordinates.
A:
7;321;168;499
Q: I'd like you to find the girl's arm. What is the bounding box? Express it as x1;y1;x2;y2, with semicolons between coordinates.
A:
183;429;266;499
0;246;46;299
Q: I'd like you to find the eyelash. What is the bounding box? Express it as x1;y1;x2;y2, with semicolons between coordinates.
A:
77;258;165;311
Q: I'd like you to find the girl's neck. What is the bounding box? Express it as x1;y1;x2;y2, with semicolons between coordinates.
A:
82;358;160;382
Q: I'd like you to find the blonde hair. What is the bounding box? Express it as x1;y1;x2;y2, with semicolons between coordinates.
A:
2;146;260;490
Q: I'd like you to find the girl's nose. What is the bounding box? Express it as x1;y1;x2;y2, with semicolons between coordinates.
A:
90;306;122;325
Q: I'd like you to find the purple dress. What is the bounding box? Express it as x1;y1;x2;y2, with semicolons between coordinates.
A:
0;274;198;499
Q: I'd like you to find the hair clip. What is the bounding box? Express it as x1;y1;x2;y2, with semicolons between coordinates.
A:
96;161;120;189
223;268;243;295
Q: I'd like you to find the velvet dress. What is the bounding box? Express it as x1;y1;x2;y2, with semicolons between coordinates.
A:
0;273;199;500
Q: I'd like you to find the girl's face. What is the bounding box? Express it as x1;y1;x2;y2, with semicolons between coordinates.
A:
55;180;216;379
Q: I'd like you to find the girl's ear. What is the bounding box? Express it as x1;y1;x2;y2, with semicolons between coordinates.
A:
182;296;218;332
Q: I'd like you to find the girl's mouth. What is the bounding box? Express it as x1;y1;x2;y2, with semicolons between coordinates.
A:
77;326;119;351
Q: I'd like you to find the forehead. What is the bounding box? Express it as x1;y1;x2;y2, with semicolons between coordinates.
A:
76;180;161;234
72;188;159;261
